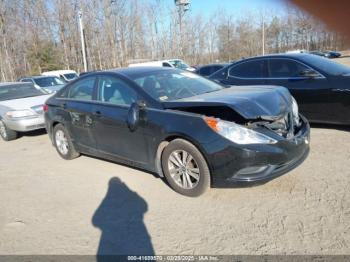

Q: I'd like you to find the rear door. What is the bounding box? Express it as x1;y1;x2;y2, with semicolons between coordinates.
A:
265;58;331;122
92;74;149;165
61;76;97;151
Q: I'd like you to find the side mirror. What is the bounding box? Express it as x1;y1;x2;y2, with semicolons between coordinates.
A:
299;69;319;78
127;101;145;131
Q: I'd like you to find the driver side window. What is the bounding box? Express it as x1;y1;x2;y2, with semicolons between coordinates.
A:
67;77;95;101
97;76;137;106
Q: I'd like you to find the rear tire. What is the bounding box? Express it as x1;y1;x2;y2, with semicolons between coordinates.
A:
0;120;18;141
53;123;80;160
161;139;210;197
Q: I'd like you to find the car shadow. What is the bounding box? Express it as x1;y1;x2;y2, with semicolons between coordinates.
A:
18;129;47;138
92;177;154;259
310;123;350;132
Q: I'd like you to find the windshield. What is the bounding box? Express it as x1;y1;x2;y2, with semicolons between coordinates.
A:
0;84;46;101
63;73;78;80
169;60;191;70
34;77;65;87
300;54;350;76
132;70;223;101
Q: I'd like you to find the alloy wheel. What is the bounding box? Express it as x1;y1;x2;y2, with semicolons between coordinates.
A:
55;130;69;155
167;150;200;189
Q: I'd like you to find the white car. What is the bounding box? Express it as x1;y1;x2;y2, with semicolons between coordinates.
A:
0;82;51;141
19;75;66;93
42;70;78;82
129;59;195;71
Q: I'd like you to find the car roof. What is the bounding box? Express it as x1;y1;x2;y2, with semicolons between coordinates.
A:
235;53;310;62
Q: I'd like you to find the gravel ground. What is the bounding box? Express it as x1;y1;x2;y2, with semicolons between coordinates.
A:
0;125;349;255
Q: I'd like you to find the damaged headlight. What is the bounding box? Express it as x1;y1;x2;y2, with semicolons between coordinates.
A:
292;97;300;126
204;117;277;144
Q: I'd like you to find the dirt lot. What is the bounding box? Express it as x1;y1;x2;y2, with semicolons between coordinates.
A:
0;125;349;255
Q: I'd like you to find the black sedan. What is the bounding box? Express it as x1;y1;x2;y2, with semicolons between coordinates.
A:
324;51;341;59
44;67;310;196
210;53;350;125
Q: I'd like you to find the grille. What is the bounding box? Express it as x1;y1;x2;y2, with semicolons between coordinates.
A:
266;112;295;139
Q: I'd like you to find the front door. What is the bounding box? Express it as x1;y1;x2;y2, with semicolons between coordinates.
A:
265;58;332;123
93;75;149;166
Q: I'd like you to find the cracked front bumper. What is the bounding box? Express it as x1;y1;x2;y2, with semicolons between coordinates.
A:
206;115;310;187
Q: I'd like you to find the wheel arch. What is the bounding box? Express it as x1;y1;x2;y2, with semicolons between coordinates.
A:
155;134;213;183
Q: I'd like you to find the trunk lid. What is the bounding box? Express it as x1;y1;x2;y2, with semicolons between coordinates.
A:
0;94;52;111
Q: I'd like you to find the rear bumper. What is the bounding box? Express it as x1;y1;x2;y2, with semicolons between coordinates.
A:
207;115;310;187
4;115;45;132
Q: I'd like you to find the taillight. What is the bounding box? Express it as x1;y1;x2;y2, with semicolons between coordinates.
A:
43;104;49;112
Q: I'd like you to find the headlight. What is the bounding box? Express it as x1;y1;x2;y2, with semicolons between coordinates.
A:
6;110;36;119
204;117;277;144
291;97;300;126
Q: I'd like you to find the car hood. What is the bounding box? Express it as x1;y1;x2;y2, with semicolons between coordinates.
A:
163;86;292;120
0;94;52;111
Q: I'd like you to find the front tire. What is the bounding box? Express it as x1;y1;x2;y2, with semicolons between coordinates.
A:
161;139;210;197
53;124;80;160
0;120;18;141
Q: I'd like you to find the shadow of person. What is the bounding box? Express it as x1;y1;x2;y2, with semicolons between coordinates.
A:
92;177;154;258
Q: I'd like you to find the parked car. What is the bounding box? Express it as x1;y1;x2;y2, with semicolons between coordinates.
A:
210;53;350;125
195;63;229;77
286;50;307;54
309;50;341;59
324;51;341;59
309;51;326;57
0;82;51;141
129;59;195;71
44;67;310;197
42;70;79;82
19;76;66;93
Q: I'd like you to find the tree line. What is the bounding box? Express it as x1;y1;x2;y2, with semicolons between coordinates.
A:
0;0;348;81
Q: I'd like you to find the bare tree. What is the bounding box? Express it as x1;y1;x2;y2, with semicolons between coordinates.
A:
0;0;348;81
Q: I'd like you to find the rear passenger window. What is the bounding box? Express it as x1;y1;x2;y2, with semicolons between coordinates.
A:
97;76;137;106
199;67;212;76
162;62;172;67
229;60;266;78
68;77;95;100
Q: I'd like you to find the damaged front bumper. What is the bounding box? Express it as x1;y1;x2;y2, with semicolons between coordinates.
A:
206;115;310;187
